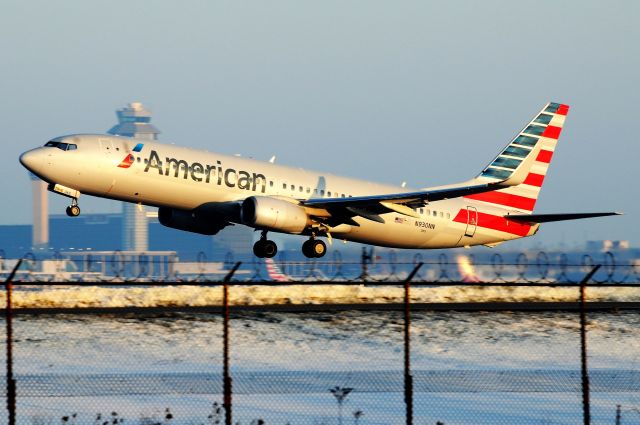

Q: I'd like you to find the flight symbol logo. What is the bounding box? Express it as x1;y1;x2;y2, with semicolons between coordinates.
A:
118;143;145;168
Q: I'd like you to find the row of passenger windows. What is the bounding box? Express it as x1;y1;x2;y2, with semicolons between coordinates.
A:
276;181;350;198
44;141;78;151
417;208;451;219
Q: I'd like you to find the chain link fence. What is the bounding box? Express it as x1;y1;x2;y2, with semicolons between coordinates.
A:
1;260;640;424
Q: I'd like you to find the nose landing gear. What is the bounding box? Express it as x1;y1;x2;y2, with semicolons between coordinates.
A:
50;184;82;217
65;199;81;217
253;231;278;258
302;238;326;258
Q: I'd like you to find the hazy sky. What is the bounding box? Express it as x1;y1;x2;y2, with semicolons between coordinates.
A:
1;1;637;247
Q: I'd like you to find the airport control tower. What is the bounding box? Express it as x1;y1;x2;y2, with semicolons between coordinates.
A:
108;102;160;251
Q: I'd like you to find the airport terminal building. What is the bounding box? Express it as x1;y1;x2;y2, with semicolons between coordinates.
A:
0;212;252;261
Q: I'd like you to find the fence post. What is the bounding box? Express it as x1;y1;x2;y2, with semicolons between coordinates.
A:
404;262;423;425
5;259;22;425
359;247;373;281
222;262;241;425
579;264;600;425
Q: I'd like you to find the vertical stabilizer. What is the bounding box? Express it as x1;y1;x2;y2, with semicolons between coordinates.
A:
468;102;569;213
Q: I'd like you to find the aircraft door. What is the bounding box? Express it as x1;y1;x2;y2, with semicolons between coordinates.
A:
464;206;478;237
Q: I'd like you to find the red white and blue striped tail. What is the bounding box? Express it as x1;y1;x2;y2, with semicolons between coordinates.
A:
265;258;290;282
468;102;569;213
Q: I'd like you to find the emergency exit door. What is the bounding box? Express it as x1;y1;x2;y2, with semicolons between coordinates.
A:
464;206;478;237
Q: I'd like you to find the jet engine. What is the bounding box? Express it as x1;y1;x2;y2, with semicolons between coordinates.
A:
158;207;229;235
241;196;310;234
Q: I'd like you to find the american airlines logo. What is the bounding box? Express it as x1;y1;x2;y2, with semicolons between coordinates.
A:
118;143;145;168
143;150;268;193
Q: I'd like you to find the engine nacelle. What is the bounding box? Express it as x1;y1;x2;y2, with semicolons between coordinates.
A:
241;196;309;234
158;207;228;235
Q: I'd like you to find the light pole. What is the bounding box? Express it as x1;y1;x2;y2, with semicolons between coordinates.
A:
353;410;364;425
330;386;353;425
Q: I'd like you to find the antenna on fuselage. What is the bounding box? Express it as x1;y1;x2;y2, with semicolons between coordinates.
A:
269;156;276;163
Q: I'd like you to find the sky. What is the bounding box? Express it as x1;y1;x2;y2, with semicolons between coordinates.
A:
1;0;637;248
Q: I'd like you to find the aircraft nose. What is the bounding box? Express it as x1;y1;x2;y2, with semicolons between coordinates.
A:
19;149;44;173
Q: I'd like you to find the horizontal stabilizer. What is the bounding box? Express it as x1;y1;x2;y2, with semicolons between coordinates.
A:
505;212;622;224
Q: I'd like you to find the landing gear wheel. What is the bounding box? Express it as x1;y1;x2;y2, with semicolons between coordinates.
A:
253;239;278;258
66;205;81;217
302;240;314;258
253;240;266;258
302;239;326;258
262;240;277;258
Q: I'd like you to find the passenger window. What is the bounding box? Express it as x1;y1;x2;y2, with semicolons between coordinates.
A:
433;211;437;217
306;187;311;193
290;184;295;191
439;212;443;218
320;190;325;196
446;213;451;219
136;156;141;162
327;191;332;197
270;181;274;187
299;186;303;192
341;194;346;198
282;183;287;189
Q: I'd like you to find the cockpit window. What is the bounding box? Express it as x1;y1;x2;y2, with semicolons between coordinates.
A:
43;141;77;151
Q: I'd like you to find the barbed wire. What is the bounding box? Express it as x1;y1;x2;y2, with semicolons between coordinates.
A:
1;249;638;284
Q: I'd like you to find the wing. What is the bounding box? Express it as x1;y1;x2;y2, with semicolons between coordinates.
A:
301;179;513;226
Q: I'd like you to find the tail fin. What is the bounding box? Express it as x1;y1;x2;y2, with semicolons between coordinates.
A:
466;102;569;213
265;258;290;282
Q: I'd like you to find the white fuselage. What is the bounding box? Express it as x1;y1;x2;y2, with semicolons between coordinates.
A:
20;134;537;249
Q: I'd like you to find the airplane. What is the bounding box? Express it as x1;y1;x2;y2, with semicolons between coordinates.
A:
19;102;620;259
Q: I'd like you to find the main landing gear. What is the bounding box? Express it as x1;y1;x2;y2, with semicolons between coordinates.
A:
302;238;326;259
253;231;278;258
252;232;328;259
65;199;81;217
